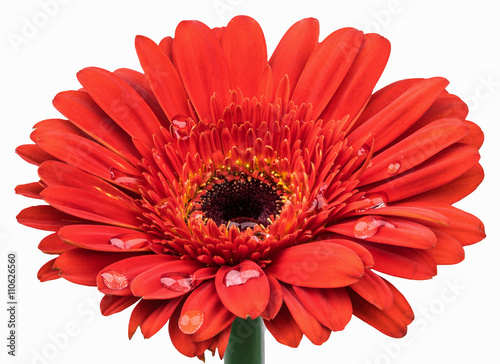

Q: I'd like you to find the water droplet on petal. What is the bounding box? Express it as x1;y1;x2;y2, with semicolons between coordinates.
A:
307;183;328;213
109;168;142;190
160;273;194;292
172;118;190;140
223;265;262;287
387;161;401;175
352;216;395;239
179;310;204;334
357;144;370;157
101;270;128;290
228;218;259;231
109;234;150;250
355;193;388;212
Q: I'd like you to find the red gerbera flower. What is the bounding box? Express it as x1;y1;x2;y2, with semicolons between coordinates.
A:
16;16;485;361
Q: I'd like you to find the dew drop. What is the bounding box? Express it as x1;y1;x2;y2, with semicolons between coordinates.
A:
223;265;262;287
109;168;142;190
172;118;190;140
160;273;194;292
352;216;395;239
355;193;387;212
179;310;204;334
228;217;259;231
357;144;370;156
307;183;328;213
387;161;401;175
101;270;128;290
109;234;150;250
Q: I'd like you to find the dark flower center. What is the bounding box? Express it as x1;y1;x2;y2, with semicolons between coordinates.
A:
200;176;283;228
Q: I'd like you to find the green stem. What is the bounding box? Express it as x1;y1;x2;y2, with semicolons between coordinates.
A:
224;317;264;364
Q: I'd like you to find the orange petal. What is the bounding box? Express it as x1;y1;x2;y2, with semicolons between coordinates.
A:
37;258;61;282
97;254;176;296
215;260;270;319
321;33;390;124
100;295;139;316
172;20;230;120
261;275;283;320
349;269;393;310
130;260;204;299
269;18;319;97
17;205;89;231
293;286;352;331
179;281;235;342
292;28;364;120
41;186;140;229
265;242;364;288
264;304;303;348
77;67;163;148
53;248;139;286
53;90;141;164
38;233;73;254
135;36;191;121
359;242;437;280
282;285;331;345
222;16;268;99
349;279;414;338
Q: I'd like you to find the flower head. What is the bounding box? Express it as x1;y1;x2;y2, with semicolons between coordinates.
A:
16;16;485;360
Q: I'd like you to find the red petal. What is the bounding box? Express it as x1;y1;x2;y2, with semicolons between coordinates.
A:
349;204;449;225
15;182;44;199
403;163;484;204
210;324;232;359
321;33;390;124
367;143;480;202
179;281;235;342
41;186;140;229
100;295;139;316
349;269;393;310
98;254;176;296
292;28;364;120
360;118;470;185
113;68;170;126
128;299;163;338
31;118;87;142
265;242;364;288
36;131;140;186
222;16;268;98
411;202;485;246
293;286;352;331
460;120;484;149
37;258;61;282
349;279;414;338
215;260;270;319
16;144;56;166
261;275;283;320
135;36;191;121
172;20;230;120
53;248;139;286
38;160;136;198
77;67;163;148
17;205;88;231
52;90;141;164
140;297;182;338
349;78;449;152
38;233;73;254
282;285;331;345
59;224;151;252
264;304;303;348
428;229;465;265
169;304;213;358
359;242;437;280
313;238;374;268
269;18;319;96
327;217;437;249
130;260;204;299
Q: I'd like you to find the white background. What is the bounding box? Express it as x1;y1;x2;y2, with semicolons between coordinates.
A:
1;0;499;363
